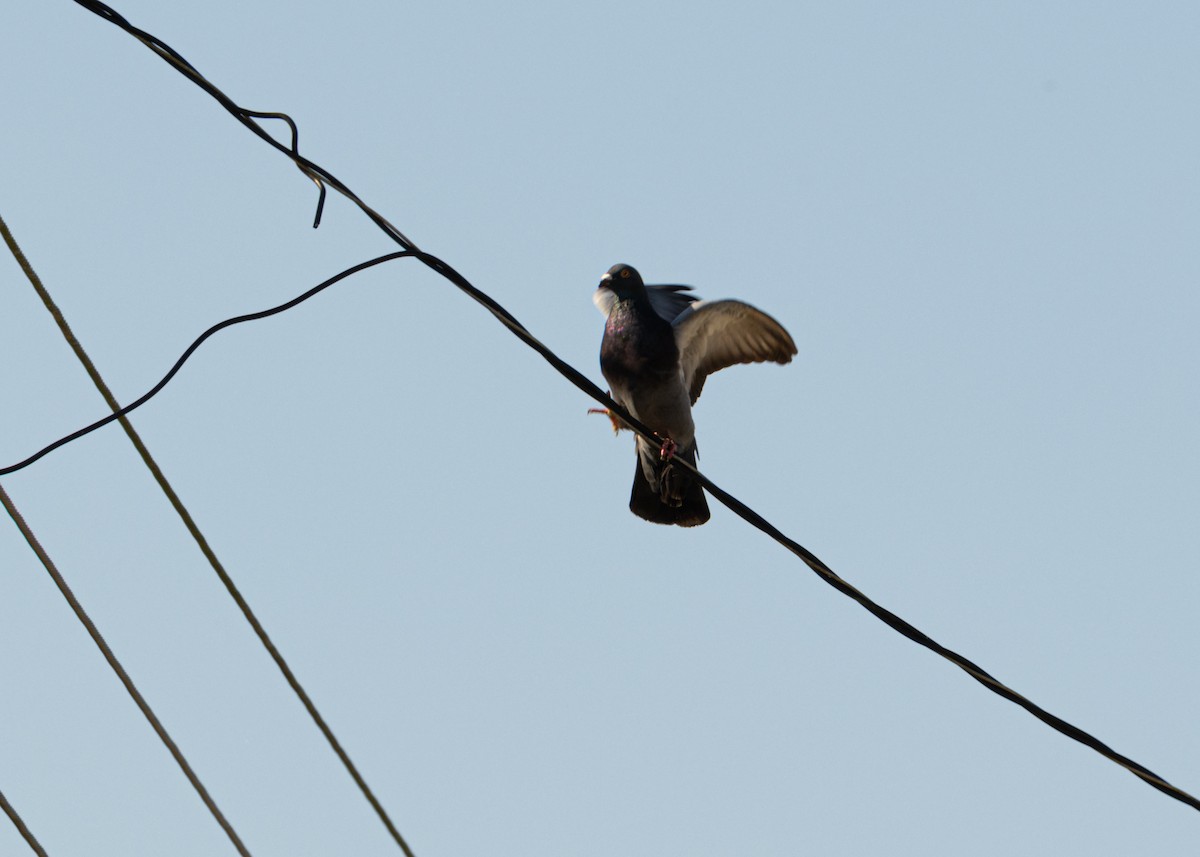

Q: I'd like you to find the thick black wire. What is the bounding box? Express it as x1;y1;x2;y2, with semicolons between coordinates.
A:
689;475;1198;808
33;0;1197;816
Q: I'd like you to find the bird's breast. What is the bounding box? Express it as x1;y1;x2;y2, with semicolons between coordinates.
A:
600;305;679;382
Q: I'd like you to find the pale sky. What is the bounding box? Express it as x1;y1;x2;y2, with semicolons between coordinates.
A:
2;2;1198;855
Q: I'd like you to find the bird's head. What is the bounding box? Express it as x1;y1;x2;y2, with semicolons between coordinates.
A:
599;263;646;299
595;263;700;323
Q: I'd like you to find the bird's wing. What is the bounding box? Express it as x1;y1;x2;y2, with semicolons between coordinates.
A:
673;300;797;404
645;284;699;322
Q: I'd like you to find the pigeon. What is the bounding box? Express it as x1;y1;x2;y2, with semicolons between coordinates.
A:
593;263;796;527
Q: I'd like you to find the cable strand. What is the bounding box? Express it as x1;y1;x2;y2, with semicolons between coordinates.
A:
0;787;51;857
0;483;253;856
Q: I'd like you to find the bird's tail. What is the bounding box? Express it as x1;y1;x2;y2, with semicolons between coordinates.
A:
629;444;710;527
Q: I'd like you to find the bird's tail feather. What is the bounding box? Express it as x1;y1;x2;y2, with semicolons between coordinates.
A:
628;446;710;527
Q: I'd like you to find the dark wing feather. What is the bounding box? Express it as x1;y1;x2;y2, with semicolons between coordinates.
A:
645;284;699;323
673;300;797;404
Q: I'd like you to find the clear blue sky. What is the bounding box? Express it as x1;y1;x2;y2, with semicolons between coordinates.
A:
2;2;1198;854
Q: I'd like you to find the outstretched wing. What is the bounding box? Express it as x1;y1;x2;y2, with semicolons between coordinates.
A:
673;300;797;404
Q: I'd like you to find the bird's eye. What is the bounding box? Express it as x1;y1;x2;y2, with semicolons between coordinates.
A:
619;268;631;279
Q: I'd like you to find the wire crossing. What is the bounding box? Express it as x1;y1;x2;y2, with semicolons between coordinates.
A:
0;216;417;856
10;0;1191;819
0;483;253;856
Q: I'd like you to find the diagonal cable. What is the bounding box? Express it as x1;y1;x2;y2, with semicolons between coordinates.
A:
687;473;1200;809
0;217;416;857
0;482;252;856
0;786;51;857
5;0;1190;817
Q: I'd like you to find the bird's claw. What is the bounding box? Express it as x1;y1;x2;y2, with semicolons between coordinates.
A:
588;407;621;435
657;435;678;461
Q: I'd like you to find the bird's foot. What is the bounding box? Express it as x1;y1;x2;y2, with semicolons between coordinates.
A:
587;408;621;435
657;435;678;461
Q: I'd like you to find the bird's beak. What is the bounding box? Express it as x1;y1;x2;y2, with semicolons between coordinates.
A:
599;273;613;286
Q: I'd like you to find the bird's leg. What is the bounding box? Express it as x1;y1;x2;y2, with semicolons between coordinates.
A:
653;435;682;505
587;407;622;435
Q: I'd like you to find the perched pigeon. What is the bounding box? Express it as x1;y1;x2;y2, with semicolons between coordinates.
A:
594;263;796;526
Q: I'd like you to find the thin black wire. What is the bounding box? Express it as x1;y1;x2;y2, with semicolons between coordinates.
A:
0;787;50;857
31;0;1197;816
1;251;412;476
0;483;253;856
